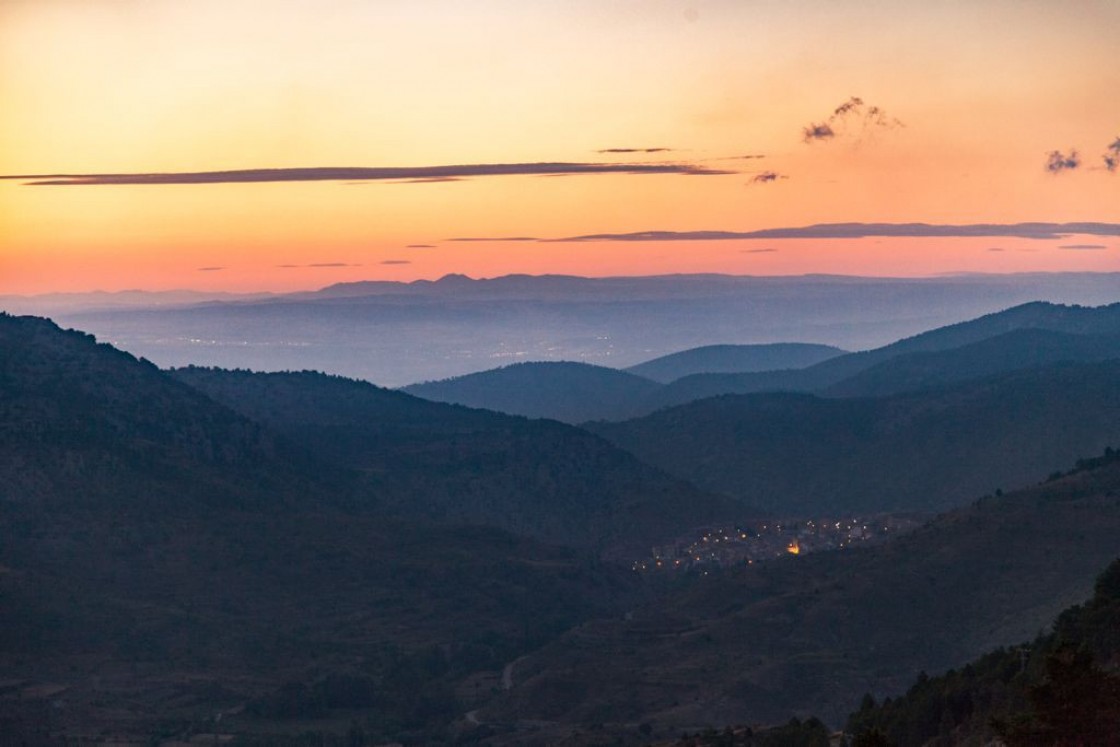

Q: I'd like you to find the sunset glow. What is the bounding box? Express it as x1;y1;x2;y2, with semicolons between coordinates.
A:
2;0;1118;293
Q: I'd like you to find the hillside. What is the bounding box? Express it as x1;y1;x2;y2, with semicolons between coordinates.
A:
825;328;1120;398
846;543;1120;746
0;315;643;743
402;360;662;423
649;301;1120;411
624;343;846;383
0;313;317;511
172;366;743;555
475;452;1120;735
588;360;1120;515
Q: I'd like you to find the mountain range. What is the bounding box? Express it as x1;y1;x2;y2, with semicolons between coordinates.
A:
3;294;1120;744
403;301;1120;427
8;272;1118;387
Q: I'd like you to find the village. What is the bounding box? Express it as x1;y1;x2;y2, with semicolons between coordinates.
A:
632;513;926;572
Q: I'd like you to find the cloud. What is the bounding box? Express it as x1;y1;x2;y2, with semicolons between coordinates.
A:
1104;136;1120;173
596;147;674;153
2;161;732;186
1058;244;1108;250
802;123;836;143
749;171;787;184
741;248;778;253
394;177;463;184
278;262;361;268
987;247;1005;252
197;266;225;271
380;259;412;265
450;222;1120;243
447;236;541;242
406;244;436;249
802;96;902;143
1045;149;1080;173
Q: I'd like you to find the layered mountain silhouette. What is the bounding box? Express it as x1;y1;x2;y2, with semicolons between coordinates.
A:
589;360;1120;514
172;366;742;553
401;302;1120;422
624;343;846;383
28;273;1120;387
824;327;1120;397
402;361;663;423
651;301;1120;410
0;314;649;740
5;303;1120;743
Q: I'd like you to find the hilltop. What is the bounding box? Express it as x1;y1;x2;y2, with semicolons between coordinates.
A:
402;361;662;423
624;343;846;383
589;360;1120;514
172;366;743;554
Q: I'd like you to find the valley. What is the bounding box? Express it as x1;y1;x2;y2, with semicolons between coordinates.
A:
2;291;1119;744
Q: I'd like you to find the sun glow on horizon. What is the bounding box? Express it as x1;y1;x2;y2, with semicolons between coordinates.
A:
2;0;1117;294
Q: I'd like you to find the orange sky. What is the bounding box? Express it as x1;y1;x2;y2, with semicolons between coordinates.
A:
1;0;1118;293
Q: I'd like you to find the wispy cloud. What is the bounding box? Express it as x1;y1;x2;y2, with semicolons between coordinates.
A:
749;171;787;184
406;244;436;249
1104;136;1120;173
380;259;412;265
802;97;902;143
987;247;1005;252
278;262;362;268
1059;244;1108;250
448;236;541;242
452;222;1120;243
1;161;732;186
1045;149;1080;173
741;248;778;253
596;147;674;154
802;123;836;142
395;177;463;184
197;266;225;271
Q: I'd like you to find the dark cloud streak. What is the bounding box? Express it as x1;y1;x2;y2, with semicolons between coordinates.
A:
596;147;674;153
451;222;1120;243
2;161;732;186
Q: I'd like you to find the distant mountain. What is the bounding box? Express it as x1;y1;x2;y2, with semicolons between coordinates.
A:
625;343;846;383
649;301;1120;409
477;451;1120;731
402;361;662;423
172;366;742;554
26;273;1120;387
826;328;1120;398
588;360;1120;514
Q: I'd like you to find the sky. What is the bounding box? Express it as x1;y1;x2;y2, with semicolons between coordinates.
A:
1;0;1118;294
